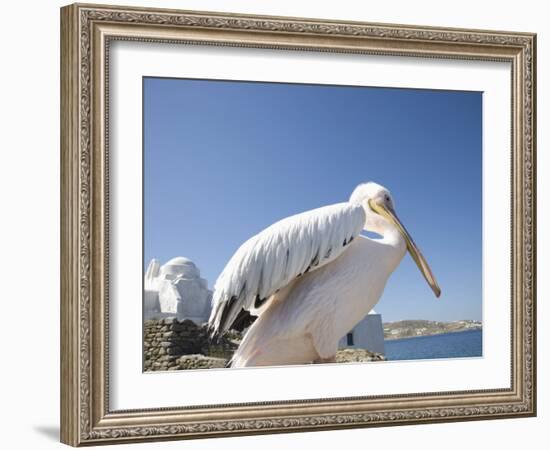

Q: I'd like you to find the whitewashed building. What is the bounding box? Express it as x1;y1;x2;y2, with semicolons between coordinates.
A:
338;310;385;355
144;257;212;323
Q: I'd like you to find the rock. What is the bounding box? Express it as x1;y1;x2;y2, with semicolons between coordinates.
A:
335;348;385;363
176;354;227;370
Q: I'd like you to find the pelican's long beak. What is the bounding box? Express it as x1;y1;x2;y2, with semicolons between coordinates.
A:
369;199;441;298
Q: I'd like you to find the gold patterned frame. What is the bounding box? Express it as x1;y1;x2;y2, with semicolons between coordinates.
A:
60;3;536;446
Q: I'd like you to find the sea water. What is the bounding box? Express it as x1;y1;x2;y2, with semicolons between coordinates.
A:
384;329;482;361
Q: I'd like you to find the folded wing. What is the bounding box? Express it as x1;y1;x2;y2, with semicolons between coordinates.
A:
208;202;366;334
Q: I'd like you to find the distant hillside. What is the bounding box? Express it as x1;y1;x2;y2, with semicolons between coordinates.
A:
383;320;481;340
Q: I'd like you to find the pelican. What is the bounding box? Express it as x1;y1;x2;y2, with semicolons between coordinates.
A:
208;182;440;367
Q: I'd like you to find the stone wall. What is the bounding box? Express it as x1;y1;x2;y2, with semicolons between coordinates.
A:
144;318;385;371
144;318;238;371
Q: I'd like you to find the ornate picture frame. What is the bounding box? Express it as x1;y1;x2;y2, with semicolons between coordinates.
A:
60;3;536;446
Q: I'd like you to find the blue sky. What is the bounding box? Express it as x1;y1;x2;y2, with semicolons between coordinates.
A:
143;77;482;323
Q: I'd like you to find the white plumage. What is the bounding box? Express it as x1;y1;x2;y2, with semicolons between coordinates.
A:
209;203;365;333
208;182;440;367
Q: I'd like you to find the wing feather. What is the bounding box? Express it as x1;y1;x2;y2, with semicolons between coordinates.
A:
208;202;365;334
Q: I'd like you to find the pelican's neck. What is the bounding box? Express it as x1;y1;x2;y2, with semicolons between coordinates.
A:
362;223;407;273
380;224;406;253
357;203;407;263
363;208;407;255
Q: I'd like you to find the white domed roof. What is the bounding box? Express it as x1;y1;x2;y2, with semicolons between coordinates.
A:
160;256;200;278
164;256;195;267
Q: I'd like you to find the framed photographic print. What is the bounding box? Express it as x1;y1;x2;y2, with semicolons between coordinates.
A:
60;3;537;446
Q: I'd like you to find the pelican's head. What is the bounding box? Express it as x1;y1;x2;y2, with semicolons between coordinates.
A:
350;182;441;298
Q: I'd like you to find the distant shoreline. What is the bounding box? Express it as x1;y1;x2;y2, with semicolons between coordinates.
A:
384;327;481;342
383;320;482;341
